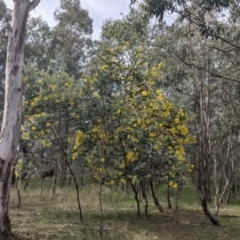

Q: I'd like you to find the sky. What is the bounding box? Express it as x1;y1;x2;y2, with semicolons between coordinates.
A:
4;0;131;39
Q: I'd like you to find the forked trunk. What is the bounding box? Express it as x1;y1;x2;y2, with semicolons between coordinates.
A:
201;194;220;226
0;0;40;236
129;180;141;217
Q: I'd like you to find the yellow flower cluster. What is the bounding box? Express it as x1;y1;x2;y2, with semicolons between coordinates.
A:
32;112;47;120
149;132;157;138
69;98;74;107
144;62;164;81
15;159;24;178
186;162;194;173
98;65;109;71
175;145;185;161
49;84;57;90
21;131;30;140
72;130;85;160
126;151;138;162
41;139;52;147
31;97;41;107
157;89;164;101
64;82;73;89
23;76;29;83
142;90;148;97
177;125;189;136
169;180;178;189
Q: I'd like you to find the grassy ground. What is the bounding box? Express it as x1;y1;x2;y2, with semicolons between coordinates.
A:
8;179;240;240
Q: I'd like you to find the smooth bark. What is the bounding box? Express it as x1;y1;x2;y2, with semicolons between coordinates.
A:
195;48;220;226
0;0;40;236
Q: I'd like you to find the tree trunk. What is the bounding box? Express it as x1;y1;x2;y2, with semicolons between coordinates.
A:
140;182;148;218
166;181;172;209
98;180;103;238
201;194;220;226
150;181;164;213
0;0;40;236
52;160;57;195
130;181;141;218
60;159;67;188
195;48;220;226
17;175;21;209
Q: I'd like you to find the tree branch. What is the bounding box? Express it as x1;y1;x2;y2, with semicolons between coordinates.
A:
209;46;238;53
173;52;240;83
152;42;240;83
29;0;40;12
175;9;240;51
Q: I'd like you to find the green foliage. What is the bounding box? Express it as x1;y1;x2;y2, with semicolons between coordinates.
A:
25;16;52;69
131;0;232;21
24;0;93;78
52;0;93;78
72;31;195;189
21;66;83;172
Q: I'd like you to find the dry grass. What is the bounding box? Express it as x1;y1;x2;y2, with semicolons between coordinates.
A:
8;179;240;240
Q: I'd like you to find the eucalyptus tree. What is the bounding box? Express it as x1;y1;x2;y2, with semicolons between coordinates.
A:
0;0;41;236
0;0;11;124
131;0;240;80
152;19;231;226
51;0;93;79
25;16;52;70
129;0;240;226
148;19;218;225
0;0;9;78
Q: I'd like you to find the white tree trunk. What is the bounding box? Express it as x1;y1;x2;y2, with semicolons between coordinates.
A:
0;0;40;236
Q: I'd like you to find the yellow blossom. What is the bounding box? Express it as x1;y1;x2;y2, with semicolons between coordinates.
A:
149;132;156;138
21;132;30;140
120;178;126;184
126;151;137;162
69;98;74;107
49;84;57;90
23;76;28;83
136;46;142;52
98;65;109;71
118;171;123;176
110;180;115;185
72;152;78;160
177;125;189;136
64;82;72;88
31;97;40;107
41;139;51;147
174;118;179;124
